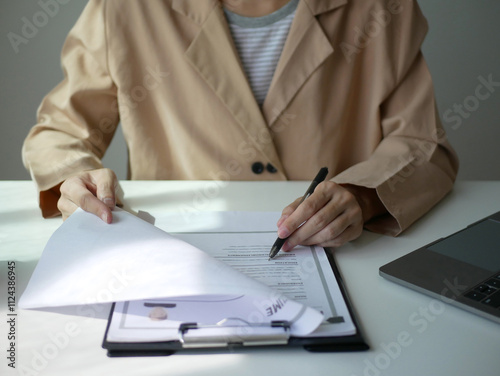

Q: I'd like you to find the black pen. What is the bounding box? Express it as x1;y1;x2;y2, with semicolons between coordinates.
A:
268;167;329;261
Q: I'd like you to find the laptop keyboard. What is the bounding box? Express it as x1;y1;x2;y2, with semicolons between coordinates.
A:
463;272;500;309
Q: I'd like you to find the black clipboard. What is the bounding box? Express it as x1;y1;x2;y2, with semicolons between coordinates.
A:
102;249;369;356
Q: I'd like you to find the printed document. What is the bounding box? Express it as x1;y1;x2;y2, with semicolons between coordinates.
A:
20;209;355;341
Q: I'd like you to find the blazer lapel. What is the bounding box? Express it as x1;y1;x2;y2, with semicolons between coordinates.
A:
262;0;348;127
175;0;286;176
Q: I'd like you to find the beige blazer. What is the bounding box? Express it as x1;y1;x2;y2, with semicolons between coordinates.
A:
22;0;459;235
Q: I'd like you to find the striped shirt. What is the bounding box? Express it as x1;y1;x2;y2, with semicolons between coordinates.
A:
224;0;299;105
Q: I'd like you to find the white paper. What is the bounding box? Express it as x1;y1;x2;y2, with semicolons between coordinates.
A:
19;208;323;336
106;211;357;342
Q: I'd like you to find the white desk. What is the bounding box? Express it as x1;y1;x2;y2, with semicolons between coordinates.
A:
1;180;499;376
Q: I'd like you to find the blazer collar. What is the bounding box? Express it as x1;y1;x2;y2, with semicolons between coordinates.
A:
173;0;348;174
179;2;287;176
303;0;348;15
171;0;218;25
262;0;347;126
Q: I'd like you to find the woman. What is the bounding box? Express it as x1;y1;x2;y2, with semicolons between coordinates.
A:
22;0;458;252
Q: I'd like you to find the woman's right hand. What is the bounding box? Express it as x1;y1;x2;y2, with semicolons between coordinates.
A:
57;168;118;223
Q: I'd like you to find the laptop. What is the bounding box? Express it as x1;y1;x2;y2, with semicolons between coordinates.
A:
379;211;500;324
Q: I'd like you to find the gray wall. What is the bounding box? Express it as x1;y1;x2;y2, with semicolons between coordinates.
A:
1;0;499;181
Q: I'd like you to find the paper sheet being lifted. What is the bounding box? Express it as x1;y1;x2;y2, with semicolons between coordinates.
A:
19;208;326;336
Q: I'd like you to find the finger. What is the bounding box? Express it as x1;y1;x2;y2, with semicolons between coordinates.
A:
278;183;332;239
79;189;113;224
322;224;363;247
288;188;358;246
276;214;289;228
281;182;363;251
284;202;343;249
60;177;113;223
57;196;79;221
280;200;340;252
300;212;363;248
277;196;302;227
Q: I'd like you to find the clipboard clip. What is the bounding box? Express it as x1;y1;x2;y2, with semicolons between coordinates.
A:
178;318;290;348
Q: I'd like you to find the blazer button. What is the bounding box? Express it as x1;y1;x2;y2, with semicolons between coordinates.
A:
266;163;278;173
251;162;265;174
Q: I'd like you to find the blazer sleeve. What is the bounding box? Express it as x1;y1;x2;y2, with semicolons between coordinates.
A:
332;1;459;236
22;0;119;218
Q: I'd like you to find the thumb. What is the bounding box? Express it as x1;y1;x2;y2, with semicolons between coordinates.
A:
95;169;118;209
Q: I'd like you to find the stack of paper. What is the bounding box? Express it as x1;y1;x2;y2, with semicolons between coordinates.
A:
19;209;356;344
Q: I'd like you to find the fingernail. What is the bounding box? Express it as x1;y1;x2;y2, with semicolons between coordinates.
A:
103;198;115;208
278;226;290;239
101;212;110;223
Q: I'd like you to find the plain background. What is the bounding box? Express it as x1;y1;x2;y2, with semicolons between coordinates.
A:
1;0;499;182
